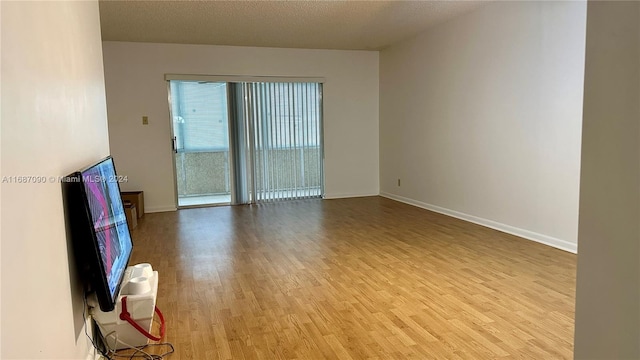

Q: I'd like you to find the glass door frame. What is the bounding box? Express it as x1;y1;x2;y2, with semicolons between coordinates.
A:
165;74;326;209
166;79;234;209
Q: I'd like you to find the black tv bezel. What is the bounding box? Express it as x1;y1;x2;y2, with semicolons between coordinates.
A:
63;156;133;312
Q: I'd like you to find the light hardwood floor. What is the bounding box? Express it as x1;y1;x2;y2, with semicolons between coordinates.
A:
128;196;576;359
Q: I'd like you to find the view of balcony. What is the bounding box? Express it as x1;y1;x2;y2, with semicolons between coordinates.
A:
176;147;322;207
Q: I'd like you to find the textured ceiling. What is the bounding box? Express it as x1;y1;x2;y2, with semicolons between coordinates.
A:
99;0;488;51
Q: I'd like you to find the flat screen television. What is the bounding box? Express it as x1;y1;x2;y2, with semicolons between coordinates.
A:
63;156;133;312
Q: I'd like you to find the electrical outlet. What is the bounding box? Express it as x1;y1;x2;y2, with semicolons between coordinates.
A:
142;116;148;125
397;178;401;186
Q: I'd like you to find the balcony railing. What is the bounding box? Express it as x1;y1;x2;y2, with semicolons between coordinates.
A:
175;148;322;198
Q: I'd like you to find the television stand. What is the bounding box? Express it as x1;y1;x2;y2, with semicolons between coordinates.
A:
90;263;160;350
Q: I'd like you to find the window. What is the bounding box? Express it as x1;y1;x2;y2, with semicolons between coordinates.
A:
170;81;228;152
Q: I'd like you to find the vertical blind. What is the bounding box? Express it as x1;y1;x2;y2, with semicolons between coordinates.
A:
243;82;323;202
168;78;323;204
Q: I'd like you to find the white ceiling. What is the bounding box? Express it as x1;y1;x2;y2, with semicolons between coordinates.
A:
99;0;488;51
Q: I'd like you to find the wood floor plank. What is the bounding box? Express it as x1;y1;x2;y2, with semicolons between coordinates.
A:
126;196;576;359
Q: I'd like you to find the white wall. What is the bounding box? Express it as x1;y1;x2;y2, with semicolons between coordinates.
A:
102;42;379;211
574;1;640;358
379;1;586;252
1;1;109;359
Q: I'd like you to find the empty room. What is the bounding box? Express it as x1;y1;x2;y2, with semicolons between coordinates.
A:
1;1;638;360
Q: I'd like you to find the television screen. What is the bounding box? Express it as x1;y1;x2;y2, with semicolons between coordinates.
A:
80;158;132;300
63;156;133;312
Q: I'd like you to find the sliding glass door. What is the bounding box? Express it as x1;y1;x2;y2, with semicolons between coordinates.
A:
168;78;323;208
170;81;231;207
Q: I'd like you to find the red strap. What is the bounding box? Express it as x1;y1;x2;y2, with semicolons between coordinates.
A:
119;296;166;341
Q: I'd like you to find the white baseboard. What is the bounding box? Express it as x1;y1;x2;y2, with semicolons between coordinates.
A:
86;350;103;360
145;206;177;213
379;192;577;254
323;192;379;200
